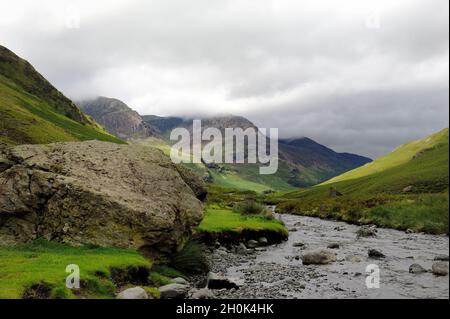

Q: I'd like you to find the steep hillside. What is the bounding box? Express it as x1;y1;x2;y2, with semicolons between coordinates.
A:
275;128;449;233
78;97;157;140
322;128;449;188
0;45;123;145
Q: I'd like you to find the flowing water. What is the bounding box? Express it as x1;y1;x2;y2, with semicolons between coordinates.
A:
209;213;449;299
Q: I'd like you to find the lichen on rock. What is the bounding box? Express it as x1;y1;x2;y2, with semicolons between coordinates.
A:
0;141;205;254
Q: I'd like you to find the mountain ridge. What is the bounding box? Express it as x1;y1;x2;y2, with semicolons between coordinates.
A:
142;114;372;190
77;96;157;140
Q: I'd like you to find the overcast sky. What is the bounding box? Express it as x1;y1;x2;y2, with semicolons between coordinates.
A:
1;0;448;158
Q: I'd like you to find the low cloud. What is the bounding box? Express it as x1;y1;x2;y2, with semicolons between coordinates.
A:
1;0;448;157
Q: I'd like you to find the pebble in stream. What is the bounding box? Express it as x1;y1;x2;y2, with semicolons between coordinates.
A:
205;214;449;299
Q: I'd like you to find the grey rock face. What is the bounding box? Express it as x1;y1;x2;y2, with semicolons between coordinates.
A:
117;287;149;299
77;97;157;140
0;141;204;253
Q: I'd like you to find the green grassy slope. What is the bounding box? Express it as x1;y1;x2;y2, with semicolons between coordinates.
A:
285;128;449;199
275;128;449;233
322;128;449;186
0;45;124;145
0;240;151;299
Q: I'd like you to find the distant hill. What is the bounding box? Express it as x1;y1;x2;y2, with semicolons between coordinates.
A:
275;128;449;233
140;114;372;191
279;137;372;185
77;97;157;140
0;45;123;145
142;115;184;136
282;128;449;198
322;128;449;190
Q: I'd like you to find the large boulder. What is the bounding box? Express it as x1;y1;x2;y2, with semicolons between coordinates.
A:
0;141;205;253
174;164;207;201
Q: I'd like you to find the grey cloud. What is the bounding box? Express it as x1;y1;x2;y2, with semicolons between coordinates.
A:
247;84;449;157
0;0;448;158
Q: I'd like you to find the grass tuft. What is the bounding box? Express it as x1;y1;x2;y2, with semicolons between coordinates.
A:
169;241;210;275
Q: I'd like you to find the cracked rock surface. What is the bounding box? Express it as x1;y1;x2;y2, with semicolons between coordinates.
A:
0;141;204;253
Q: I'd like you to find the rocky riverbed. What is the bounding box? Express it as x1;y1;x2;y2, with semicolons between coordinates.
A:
204;214;449;299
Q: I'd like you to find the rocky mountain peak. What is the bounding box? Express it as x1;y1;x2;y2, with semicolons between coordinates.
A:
77;97;157;140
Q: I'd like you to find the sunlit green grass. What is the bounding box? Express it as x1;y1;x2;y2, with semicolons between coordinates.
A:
322;128;448;185
0;240;150;299
365;194;449;234
197;208;288;235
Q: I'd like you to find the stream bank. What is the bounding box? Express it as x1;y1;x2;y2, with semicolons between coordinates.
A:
204;214;449;299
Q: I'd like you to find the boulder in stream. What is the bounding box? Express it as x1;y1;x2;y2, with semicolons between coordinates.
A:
368;249;385;259
356;226;377;238
431;262;449;276
159;283;190;299
301;250;337;265
409;264;427;274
